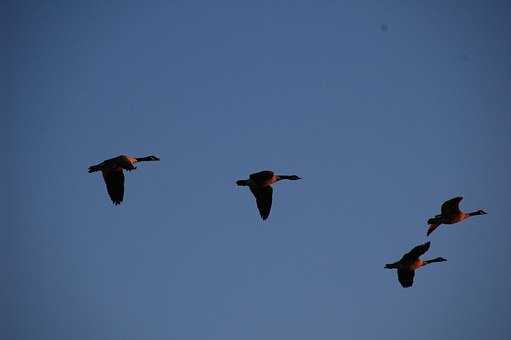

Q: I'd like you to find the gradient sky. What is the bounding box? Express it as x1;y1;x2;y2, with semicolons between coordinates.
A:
7;1;511;339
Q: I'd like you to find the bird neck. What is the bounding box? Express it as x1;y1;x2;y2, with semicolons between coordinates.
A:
277;175;293;181
424;257;444;265
136;156;153;162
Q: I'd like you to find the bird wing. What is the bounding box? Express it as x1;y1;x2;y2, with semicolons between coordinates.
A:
397;269;415;288
249;171;275;185
401;242;431;262
427;223;441;236
102;168;125;205
441;196;463;215
250;185;273;220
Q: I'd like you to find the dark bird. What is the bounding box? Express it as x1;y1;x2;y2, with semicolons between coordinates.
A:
236;170;301;220
88;155;160;205
385;242;446;288
426;196;487;236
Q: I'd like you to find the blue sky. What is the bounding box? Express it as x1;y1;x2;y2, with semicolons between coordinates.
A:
7;1;511;339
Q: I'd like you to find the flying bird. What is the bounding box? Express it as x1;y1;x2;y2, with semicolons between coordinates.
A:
236;170;301;220
88;155;160;205
426;196;487;236
385;241;446;288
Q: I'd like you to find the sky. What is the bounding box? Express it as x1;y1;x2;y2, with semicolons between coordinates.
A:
6;1;511;339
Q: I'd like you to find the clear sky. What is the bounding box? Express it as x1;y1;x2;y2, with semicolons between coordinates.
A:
7;1;511;339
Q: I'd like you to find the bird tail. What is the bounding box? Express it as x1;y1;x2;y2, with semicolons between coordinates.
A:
88;165;101;173
236;180;249;186
385;263;397;269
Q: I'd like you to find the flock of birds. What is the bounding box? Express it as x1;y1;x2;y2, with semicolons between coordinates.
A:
386;196;487;287
88;154;488;288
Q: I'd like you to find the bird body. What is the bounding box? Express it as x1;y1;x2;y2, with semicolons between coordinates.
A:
386;258;425;271
427;196;487;236
236;170;301;220
410;259;425;270
385;242;446;288
88;154;160;205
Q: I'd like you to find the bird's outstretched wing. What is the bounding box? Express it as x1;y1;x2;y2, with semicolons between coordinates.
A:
397;269;415;288
426;223;441;236
401;242;431;262
250;185;273;220
441;196;463;215
102;168;125;205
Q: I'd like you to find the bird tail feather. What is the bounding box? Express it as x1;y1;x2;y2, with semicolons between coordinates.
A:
88;165;101;173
